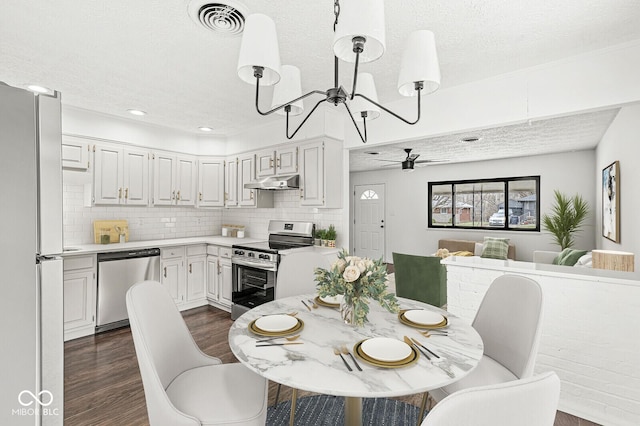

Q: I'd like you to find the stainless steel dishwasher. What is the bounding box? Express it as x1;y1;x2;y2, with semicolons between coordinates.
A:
96;248;160;333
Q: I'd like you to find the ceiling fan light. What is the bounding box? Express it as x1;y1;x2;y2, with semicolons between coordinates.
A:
271;65;304;116
332;0;385;63
401;159;415;171
237;13;281;86
349;73;381;121
397;30;440;97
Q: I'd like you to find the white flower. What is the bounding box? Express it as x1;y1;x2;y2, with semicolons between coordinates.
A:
343;265;361;283
355;260;367;273
332;258;347;273
366;270;372;277
364;259;375;269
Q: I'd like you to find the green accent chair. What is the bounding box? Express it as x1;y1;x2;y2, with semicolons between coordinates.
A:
392;252;447;307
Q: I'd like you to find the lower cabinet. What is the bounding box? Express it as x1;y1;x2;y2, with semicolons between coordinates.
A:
206;245;233;311
63;255;97;341
161;245;208;310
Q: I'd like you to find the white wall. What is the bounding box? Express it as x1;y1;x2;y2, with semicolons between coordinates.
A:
350;150;597;262
596;103;640;271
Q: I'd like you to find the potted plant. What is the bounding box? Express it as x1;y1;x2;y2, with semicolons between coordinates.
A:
313;228;324;246
323;224;337;247
542;190;590;250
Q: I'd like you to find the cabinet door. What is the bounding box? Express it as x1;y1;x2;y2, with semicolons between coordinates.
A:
176;155;197;206
61;136;90;170
219;257;233;308
94;144;124;205
123;148;149;205
63;269;95;332
206;255;219;300
238;154;256;206
198;158;225;207
276;146;298;175
299;141;324;206
161;258;183;304
225;157;238;207
186;255;206;302
255;149;275;178
154;153;176;205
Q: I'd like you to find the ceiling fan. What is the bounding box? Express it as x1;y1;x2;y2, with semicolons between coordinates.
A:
376;148;448;171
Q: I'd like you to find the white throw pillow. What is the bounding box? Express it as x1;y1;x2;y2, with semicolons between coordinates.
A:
574;252;593;268
474;243;484;256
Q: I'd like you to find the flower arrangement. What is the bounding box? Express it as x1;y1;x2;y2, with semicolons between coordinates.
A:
315;249;399;326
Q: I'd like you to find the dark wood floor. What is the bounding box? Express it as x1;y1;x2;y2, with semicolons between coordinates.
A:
64;305;599;425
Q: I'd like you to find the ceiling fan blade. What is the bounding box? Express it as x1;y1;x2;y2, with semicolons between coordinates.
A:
413;159;449;164
374;159;403;163
409;154;420;161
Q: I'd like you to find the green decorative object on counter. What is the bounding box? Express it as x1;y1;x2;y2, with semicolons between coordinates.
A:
315;249;399;327
313;228;325;246
323;224;337;248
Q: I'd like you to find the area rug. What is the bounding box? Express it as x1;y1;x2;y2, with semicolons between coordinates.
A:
266;394;427;426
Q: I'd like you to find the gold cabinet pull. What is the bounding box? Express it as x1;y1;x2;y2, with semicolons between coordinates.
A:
276;157;281;169
250;190;254;200
124;188;129;199
269;157;274;168
176;190;181;201
118;188;122;199
300;188;304;199
163;267;167;278
189;263;192;274
172;190;176;200
199;192;203;201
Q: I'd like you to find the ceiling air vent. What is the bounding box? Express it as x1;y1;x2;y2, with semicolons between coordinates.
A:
188;1;247;37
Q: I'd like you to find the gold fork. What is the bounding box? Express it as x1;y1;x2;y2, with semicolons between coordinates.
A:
256;334;301;343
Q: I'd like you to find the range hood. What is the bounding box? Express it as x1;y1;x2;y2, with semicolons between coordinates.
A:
244;174;300;190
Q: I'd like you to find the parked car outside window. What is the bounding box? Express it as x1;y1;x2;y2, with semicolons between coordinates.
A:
489;208;513;227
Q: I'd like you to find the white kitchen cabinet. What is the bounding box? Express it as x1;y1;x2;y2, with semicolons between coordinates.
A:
161;257;184;304
197;157;225;207
225;154;273;208
219;256;233;308
298;138;343;208
153;151;197;206
161;245;208;310
94;143;149;205
62;135;91;170
186;245;207;303
63;255;97;341
206;254;219;301
206;245;232;311
255;145;298;178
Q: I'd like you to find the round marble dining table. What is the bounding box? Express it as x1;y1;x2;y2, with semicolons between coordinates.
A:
228;294;483;426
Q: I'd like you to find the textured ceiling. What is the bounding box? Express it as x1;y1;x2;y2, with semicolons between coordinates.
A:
348;109;620;172
1;1;639;142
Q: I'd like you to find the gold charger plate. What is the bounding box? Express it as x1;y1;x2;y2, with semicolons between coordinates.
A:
315;296;340;308
398;310;449;329
248;317;304;337
353;339;419;368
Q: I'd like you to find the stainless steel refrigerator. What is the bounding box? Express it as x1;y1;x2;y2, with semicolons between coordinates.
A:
0;82;64;425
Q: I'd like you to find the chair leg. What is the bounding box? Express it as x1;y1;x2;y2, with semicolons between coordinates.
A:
274;383;282;405
417;392;429;425
289;388;298;426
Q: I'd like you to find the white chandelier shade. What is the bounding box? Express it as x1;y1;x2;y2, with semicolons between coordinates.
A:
237;14;281;86
349;73;381;121
332;0;386;63
271;65;304;116
397;30;441;97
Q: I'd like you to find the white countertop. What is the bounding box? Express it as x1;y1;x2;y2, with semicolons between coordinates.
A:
61;235;265;256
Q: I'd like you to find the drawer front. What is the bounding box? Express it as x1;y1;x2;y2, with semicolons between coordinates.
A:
64;255;95;271
161;246;185;259
186;245;207;257
219;247;232;258
206;245;219;256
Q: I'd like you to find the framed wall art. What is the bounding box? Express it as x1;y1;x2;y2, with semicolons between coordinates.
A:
602;160;620;242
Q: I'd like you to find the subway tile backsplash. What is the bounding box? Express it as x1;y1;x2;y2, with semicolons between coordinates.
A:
63;184;344;246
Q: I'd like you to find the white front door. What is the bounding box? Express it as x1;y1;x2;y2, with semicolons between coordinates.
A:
354;184;385;261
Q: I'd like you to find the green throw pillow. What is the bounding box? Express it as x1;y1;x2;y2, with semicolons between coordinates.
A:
481;237;510;260
553;248;588;266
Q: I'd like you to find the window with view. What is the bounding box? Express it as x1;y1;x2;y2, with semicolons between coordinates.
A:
428;176;540;231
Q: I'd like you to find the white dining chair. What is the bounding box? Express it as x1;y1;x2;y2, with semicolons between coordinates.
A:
273;250;331;424
421;372;561;426
126;280;268;426
428;274;544;405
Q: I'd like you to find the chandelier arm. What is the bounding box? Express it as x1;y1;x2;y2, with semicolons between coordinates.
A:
342;102;367;144
353;87;422;125
348;51;361;101
285;98;326;140
254;76;326;116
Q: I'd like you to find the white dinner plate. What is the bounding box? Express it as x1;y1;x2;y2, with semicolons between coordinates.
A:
360;337;412;362
319;294;343;305
403;310;445;326
254;314;298;332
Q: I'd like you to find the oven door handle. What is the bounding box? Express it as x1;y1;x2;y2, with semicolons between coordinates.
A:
232;258;278;272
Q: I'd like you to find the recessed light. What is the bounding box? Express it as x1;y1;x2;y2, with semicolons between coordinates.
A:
27;85;52;94
127;109;147;116
459;136;482;143
198;126;213;132
366;151;380;155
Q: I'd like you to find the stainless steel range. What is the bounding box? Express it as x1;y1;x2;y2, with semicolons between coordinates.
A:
231;220;315;320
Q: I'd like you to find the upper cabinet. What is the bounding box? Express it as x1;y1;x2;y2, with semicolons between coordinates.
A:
255;145;298;178
224;156;238;207
153;151;197;206
225;154;273;208
238;153;256;206
298;139;343;208
197;157;225;207
94;143;149;205
62;135;91;171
